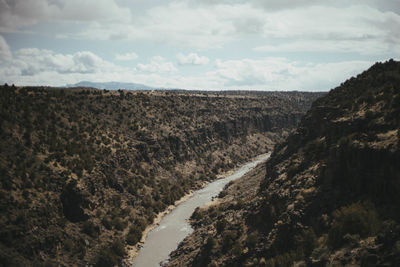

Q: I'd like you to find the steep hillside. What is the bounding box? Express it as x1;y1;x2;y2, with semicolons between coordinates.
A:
0;87;319;266
167;59;400;267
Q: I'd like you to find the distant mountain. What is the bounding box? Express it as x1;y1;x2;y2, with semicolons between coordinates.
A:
66;81;154;90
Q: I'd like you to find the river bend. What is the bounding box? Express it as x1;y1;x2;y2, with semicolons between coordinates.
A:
132;153;270;267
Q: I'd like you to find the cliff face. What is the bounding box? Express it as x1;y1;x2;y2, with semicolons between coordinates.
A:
0;87;319;266
256;60;400;266
167;60;400;267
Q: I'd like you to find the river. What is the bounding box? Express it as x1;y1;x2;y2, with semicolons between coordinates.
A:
131;153;270;267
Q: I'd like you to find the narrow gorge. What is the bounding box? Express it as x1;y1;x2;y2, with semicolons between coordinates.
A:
167;60;400;267
0;87;321;266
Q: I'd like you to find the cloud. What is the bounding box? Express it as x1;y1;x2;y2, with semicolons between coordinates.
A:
136;56;178;73
259;5;398;39
0;35;12;61
211;57;294;87
251;0;400;13
0;47;138;86
251;5;400;56
177;53;210;65
115;52;138;61
0;0;131;32
12;49;109;75
57;1;400;55
65;2;266;48
0;48;117;86
208;58;373;90
0;44;377;92
2;0;399;55
253;39;400;56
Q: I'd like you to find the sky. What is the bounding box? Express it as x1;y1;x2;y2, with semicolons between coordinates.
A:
0;0;399;91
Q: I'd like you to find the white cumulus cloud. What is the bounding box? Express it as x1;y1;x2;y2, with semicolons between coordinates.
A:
0;45;378;92
137;56;177;73
177;53;210;65
209;58;373;91
254;5;400;55
73;2;265;48
2;0;399;56
0;47;122;86
13;49;109;75
115;52;138;61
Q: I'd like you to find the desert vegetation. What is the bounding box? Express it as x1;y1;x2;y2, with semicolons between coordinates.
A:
0;85;319;266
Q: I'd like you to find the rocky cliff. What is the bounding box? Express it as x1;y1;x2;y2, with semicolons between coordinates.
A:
167;59;400;267
0;87;320;266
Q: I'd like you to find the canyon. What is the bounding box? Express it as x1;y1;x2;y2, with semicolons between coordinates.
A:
0;87;320;266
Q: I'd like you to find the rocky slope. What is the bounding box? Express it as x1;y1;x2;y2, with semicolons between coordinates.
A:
167;59;400;267
0;87;320;266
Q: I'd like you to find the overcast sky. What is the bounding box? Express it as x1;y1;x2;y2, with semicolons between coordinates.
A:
0;0;399;91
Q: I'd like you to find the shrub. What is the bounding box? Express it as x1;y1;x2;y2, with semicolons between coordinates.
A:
112;217;126;231
102;216;112;230
287;163;299;179
232;243;242;256
246;232;258;249
294;228;317;257
76;243;86;259
222;231;235;251
111;239;126;257
96;239;126;267
63;239;74;252
191;207;203;220
96;249;118;267
204;236;216;252
82;221;99;237
304;138;327;160
218;190;227;198
126;226;142;245
216;218;227;234
328;202;380;248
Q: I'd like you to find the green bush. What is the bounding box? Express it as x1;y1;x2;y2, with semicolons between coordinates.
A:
111;239;126;257
232;243;242;256
82;221;99;237
102;216;112;230
287;163;299;179
222;231;236;252
96;239;126;267
328;202;380;248
294;228;317;257
96;249;118;267
63;239;74;252
264;251;297;267
126;226;142;245
304;138;327;160
204;236;216;252
112;217;126;231
216;218;227;234
191;207;203;220
246;232;258;249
